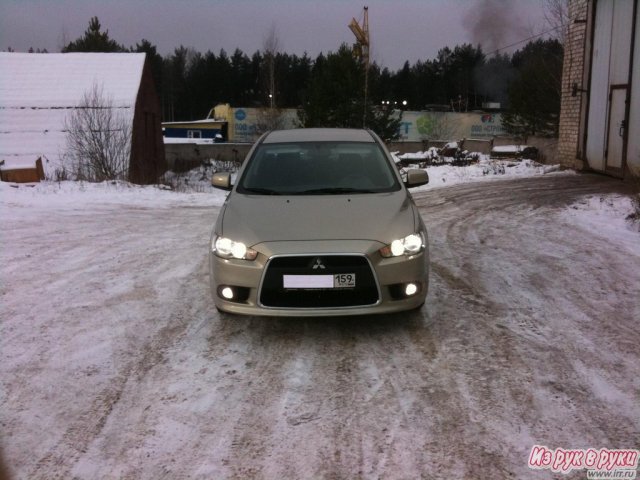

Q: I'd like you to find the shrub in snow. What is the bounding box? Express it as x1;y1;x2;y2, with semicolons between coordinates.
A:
482;161;506;176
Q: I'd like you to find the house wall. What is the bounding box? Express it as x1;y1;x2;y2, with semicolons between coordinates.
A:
129;58;167;184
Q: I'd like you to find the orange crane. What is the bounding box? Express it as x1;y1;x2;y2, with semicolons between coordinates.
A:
349;6;370;127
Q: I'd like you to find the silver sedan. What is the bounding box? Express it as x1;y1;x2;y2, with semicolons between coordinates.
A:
209;128;429;316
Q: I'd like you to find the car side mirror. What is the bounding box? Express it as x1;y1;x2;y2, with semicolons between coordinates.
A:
404;169;429;188
211;172;232;191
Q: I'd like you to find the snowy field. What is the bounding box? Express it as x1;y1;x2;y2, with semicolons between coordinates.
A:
1;163;639;479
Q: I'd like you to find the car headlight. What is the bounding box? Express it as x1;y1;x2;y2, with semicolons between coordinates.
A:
212;235;258;260
379;232;425;258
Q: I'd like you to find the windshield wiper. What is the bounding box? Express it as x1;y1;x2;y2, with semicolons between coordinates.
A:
242;187;283;195
294;187;376;195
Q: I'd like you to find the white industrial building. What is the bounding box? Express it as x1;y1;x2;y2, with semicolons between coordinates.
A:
558;0;640;178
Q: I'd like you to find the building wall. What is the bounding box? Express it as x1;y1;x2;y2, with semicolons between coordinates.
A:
397;112;506;141
227;107;299;142
584;0;636;176
129;58;167;184
626;2;640;176
557;0;590;169
215;105;506;143
559;0;640;178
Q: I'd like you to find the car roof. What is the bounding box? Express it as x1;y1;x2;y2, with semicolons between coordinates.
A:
262;128;376;144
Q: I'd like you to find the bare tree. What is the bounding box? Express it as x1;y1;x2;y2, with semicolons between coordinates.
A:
542;0;569;44
57;25;69;52
263;23;280;108
64;83;132;181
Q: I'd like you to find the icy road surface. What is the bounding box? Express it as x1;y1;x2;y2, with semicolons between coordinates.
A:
1;174;639;479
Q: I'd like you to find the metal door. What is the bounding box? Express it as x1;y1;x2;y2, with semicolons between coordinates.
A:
585;0;635;175
605;86;628;174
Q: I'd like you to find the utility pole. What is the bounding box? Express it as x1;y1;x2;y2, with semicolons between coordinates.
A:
349;6;370;127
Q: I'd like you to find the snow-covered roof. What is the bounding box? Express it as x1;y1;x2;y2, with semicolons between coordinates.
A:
0;52;144;107
0;52;146;176
162;119;226;126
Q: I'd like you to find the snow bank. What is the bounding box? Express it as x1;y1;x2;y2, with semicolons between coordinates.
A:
396;148;439;161
491;145;530;153
562;194;640;237
0;180;226;215
409;157;568;192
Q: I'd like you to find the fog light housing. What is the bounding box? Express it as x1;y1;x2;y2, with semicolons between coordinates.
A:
221;287;234;299
405;283;418;296
217;285;250;303
389;282;422;300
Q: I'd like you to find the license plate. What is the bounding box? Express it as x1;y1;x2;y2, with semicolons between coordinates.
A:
333;273;356;288
283;273;356;289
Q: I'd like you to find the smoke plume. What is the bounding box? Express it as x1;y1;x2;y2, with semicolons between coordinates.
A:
463;0;528;54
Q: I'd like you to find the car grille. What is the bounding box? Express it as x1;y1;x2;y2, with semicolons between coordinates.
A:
260;255;379;308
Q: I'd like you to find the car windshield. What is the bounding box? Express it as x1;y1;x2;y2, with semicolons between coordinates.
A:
237;141;401;195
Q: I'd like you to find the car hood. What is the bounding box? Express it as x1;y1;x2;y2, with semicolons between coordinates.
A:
219;190;418;247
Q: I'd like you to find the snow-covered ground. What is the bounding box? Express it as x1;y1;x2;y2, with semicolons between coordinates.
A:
562;193;640;234
392;152;568;191
411;159;566;191
0;178;227;211
1;165;639;479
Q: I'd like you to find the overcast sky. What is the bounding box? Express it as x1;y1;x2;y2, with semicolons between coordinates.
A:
1;0;550;70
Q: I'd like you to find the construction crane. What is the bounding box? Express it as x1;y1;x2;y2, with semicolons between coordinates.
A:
349;6;370;127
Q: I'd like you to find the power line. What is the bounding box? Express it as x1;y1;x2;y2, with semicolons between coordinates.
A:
484;24;564;56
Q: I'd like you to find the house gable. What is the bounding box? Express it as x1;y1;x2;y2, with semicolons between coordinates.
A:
0;52;164;183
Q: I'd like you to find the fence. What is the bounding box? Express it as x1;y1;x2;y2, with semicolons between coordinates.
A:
164;143;253;172
163;134;559;173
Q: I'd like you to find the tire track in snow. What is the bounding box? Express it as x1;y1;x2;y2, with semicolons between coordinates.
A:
29;287;195;479
26;207;212;479
412;173;639;477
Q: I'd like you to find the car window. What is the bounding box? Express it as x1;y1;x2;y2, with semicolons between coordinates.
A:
237;142;400;195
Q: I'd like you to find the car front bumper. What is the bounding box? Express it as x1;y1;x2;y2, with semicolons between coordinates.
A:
209;239;428;317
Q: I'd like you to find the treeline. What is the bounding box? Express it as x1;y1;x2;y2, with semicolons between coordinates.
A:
44;17;563;137
141;40;563;139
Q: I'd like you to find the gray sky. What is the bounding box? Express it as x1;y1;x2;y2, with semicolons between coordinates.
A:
1;0;549;70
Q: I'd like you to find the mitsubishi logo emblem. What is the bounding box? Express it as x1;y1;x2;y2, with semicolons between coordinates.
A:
311;258;326;270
